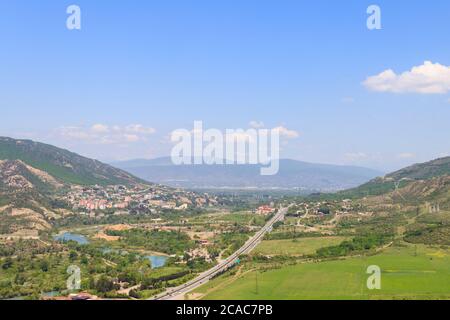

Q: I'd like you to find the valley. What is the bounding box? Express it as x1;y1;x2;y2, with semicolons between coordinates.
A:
3;0;450;306
184;162;450;300
0;137;449;300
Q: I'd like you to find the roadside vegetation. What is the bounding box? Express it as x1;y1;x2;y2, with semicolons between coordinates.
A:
0;210;265;299
188;191;450;300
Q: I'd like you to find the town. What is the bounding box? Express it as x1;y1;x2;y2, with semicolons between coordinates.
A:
63;184;219;217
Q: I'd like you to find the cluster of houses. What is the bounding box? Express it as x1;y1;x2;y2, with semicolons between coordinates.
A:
288;199;368;217
256;205;277;215
63;184;218;214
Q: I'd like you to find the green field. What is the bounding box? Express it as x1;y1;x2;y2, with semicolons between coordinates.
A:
253;237;349;256
187;212;266;226
194;244;450;300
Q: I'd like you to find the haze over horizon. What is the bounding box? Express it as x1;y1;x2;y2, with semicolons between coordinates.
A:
1;1;450;172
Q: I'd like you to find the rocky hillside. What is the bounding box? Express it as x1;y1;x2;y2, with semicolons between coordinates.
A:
0;137;144;186
388;157;450;181
0;138;220;237
0;137;148;237
0;160;65;236
363;175;450;208
339;156;450;198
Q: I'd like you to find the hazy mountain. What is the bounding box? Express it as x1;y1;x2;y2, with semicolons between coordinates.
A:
0;137;144;186
113;157;383;191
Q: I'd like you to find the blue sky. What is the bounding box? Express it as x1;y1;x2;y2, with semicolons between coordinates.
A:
1;0;449;171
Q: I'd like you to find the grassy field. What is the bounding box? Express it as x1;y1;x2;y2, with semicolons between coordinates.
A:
253;237;349;256
209;212;266;225
187;212;266;226
193;244;450;300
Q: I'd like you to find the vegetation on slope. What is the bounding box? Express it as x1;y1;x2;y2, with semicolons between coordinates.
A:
0;137;144;186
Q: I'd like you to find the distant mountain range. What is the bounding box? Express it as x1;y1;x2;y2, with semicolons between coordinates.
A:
112;157;384;191
1;136;448;236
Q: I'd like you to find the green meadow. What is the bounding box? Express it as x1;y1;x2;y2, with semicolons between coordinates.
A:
196;244;450;300
254;237;349;256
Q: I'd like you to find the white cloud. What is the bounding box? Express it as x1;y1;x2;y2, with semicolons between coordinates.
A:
57;124;156;145
125;124;156;135
224;126;299;142
225;131;256;143
273;126;300;139
397;152;416;159
91;124;109;133
249;121;265;129
123;134;140;142
363;61;450;94
169;125;299;146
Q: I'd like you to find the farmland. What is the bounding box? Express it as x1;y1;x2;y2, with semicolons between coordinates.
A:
193;244;450;300
253;237;349;256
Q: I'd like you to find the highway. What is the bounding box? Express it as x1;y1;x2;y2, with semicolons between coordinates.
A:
151;207;287;300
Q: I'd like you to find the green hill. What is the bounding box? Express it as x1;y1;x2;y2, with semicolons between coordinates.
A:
388;157;450;181
0;137;148;235
0;137;144;186
339;157;450;199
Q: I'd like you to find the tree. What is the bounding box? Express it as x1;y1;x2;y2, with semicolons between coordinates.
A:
273;221;284;229
69;251;78;261
39;259;49;272
95;275;117;293
14;273;26;285
1;258;13;270
129;289;141;299
80;255;89;265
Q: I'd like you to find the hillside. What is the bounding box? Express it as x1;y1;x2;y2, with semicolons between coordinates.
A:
0;159;64;235
339;156;450;198
363;175;450;208
0;138;222;238
113;157;383;191
0;137;147;236
388;157;450;181
0;137;144;186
